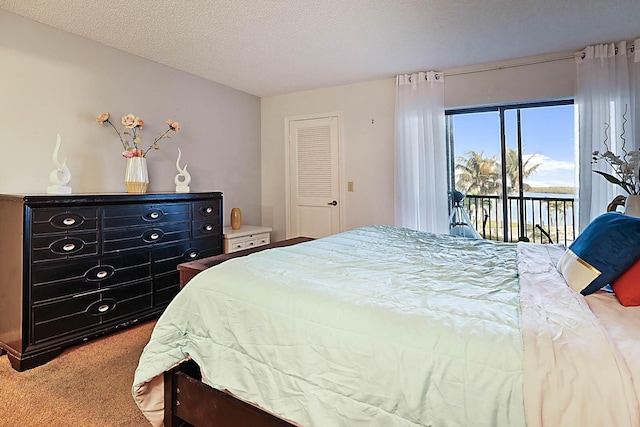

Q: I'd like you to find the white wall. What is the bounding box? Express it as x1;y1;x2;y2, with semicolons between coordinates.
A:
0;10;261;227
262;54;576;241
261;80;396;241
444;55;576;108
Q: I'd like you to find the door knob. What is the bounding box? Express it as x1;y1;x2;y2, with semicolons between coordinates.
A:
327;200;338;206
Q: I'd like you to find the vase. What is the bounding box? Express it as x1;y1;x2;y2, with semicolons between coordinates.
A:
124;157;149;194
625;195;640;218
230;207;242;230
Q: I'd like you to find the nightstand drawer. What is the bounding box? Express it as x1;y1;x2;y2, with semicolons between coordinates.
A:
256;234;270;246
225;232;270;253
229;241;246;252
244;239;258;249
243;232;270;244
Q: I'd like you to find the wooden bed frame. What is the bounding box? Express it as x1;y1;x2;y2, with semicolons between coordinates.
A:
164;360;297;427
165;237;313;427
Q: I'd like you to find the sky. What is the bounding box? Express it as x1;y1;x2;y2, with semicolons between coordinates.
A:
451;104;575;189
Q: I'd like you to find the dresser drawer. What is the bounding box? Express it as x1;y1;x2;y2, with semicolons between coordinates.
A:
103;222;191;253
192;219;220;239
103;203;190;228
31;232;99;262
31;251;151;302
31;208;98;235
192;200;220;221
32;280;153;343
152;238;220;307
100;281;154;323
32;293;100;343
32;259;98;302
152;238;220;276
155;275;180;307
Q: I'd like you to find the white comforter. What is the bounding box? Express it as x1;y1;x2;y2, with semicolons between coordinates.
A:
133;225;640;427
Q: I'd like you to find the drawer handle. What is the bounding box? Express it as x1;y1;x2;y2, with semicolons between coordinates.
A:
51;238;85;255
86;298;117;316
247;242;255;246
84;265;114;282
143;229;164;243
51;214;85;230
183;249;200;260
206;207;213;213
144;210;163;222
205;224;213;231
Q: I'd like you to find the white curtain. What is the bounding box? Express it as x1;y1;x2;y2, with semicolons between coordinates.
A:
576;38;640;230
394;71;448;234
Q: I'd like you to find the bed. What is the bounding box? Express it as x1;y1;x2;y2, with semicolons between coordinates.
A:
132;222;640;427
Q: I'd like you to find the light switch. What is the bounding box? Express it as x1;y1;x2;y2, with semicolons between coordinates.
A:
348;181;354;192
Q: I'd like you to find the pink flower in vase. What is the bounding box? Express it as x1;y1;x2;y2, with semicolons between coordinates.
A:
97;111;183;158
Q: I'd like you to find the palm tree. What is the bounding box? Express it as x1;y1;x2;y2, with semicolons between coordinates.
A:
455;151;501;239
504;147;541;194
455;150;501;195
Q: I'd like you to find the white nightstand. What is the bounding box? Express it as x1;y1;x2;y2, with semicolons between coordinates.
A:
223;225;273;254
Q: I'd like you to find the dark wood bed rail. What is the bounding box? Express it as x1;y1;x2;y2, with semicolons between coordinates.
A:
164;361;297;427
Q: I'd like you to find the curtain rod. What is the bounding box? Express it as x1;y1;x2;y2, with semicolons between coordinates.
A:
444;43;636;78
576;42;636;59
444;54;574;77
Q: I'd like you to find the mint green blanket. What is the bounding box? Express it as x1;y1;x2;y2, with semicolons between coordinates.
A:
133;225;524;426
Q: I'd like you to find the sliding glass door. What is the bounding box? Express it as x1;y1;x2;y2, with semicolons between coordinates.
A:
446;100;576;245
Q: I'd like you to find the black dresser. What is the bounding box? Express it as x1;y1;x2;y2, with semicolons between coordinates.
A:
0;192;223;371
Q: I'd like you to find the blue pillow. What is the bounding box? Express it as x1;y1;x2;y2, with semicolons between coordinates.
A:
557;212;640;295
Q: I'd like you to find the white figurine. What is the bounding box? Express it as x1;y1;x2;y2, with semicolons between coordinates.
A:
174;148;191;193
47;134;72;194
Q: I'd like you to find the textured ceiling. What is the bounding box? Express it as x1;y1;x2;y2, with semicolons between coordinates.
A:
1;0;639;97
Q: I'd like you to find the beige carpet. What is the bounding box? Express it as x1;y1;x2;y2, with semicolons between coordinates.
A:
0;320;156;427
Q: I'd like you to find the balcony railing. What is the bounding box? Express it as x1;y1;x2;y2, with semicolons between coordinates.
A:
459;194;575;246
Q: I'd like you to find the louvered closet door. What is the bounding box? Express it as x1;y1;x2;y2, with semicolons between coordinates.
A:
288;116;341;238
